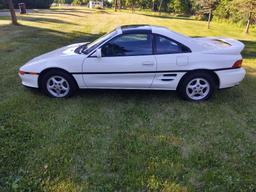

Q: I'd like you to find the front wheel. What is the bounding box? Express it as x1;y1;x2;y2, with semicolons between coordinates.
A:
41;70;77;98
178;72;216;101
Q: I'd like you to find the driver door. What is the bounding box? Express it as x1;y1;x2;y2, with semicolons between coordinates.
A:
83;33;156;88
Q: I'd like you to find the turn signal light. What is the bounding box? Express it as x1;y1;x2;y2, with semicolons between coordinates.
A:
19;70;25;75
232;60;243;68
19;71;38;75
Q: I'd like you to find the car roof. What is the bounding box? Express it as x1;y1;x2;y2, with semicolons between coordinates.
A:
115;25;202;52
120;24;152;34
119;24;170;33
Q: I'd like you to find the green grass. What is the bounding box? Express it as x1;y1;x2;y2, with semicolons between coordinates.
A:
0;7;256;192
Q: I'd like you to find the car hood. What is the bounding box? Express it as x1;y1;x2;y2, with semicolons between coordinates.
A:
28;42;87;64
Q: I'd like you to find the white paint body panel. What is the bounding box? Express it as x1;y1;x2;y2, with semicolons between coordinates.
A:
83;55;156;88
216;68;246;89
19;73;39;88
19;43;87;88
19;25;246;92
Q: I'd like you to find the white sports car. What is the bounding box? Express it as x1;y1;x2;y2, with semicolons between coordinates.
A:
19;25;246;101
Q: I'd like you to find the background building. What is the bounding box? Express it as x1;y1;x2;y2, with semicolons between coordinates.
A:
88;0;103;9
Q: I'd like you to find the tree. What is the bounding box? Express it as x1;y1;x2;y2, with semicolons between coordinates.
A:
159;0;173;15
171;0;190;15
158;0;163;15
152;0;158;12
122;0;137;12
214;0;233;20
138;0;151;9
130;0;137;13
232;0;256;33
6;0;18;25
114;0;118;11
196;0;220;29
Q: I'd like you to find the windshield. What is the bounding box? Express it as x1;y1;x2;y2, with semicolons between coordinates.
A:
83;30;117;54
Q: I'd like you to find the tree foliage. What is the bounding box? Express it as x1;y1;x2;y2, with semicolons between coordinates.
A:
214;0;255;32
214;0;233;19
171;0;190;14
231;0;256;33
231;0;256;20
54;0;74;4
194;0;219;28
1;0;54;8
195;0;219;14
1;0;255;32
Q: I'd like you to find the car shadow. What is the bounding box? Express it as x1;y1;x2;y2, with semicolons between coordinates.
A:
23;87;180;102
76;89;178;100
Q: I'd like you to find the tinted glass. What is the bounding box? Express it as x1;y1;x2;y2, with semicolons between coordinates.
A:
84;30;117;54
102;33;152;57
155;35;183;54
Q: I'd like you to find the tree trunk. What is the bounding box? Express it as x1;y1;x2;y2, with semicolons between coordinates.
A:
131;3;134;13
118;0;121;10
245;12;252;34
159;0;163;15
114;0;118;12
7;0;18;25
207;9;212;29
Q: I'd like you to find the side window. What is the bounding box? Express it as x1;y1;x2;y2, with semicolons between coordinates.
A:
155;35;183;54
102;33;153;57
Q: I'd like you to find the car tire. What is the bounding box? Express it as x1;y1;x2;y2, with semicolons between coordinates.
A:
40;70;77;98
178;72;216;101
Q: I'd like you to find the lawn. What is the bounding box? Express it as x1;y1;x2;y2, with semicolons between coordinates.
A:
0;7;256;192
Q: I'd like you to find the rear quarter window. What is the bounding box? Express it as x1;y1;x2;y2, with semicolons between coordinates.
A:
154;34;191;54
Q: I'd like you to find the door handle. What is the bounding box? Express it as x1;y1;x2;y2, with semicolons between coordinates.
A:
142;62;154;66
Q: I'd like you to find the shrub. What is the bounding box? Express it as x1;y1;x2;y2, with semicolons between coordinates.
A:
191;14;208;21
71;0;89;6
94;4;102;9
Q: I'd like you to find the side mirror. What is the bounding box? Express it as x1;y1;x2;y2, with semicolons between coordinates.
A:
96;48;102;58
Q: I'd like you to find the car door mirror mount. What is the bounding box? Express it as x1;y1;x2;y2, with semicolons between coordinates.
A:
96;48;102;58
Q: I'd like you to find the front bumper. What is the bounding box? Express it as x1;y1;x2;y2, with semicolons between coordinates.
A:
19;72;39;88
215;68;246;89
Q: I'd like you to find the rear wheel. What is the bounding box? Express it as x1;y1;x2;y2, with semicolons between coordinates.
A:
178;72;216;101
40;70;77;98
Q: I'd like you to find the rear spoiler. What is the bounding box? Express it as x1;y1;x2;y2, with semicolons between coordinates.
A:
196;37;245;55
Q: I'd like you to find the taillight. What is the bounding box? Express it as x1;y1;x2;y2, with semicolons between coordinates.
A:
19;70;25;75
232;60;243;68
